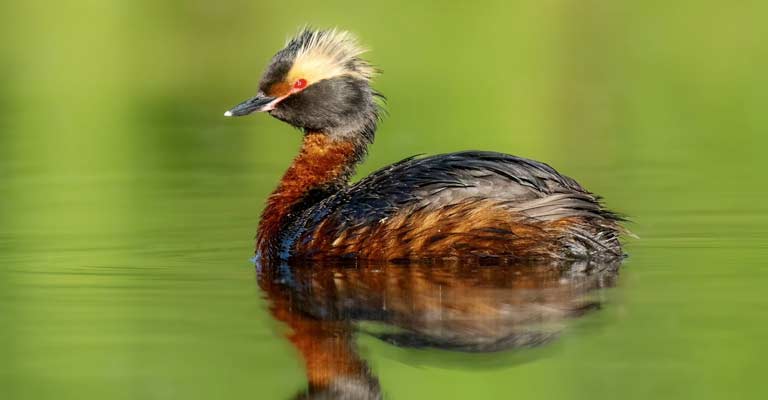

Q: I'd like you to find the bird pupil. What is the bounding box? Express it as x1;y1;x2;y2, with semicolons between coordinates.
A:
294;79;307;89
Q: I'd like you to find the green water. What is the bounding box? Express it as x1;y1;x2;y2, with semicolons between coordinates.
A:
2;1;767;399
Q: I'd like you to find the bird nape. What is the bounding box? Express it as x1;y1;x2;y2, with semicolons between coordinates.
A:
224;27;626;264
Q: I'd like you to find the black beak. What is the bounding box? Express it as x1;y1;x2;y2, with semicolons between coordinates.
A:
224;94;276;117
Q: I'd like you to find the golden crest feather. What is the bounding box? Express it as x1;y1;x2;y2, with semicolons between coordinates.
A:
286;28;377;85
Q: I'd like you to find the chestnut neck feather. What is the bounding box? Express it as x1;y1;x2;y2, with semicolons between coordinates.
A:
257;132;363;258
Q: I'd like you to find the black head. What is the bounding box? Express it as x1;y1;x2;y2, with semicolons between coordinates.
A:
225;29;383;143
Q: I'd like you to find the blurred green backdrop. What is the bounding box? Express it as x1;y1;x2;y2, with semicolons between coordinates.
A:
1;1;767;399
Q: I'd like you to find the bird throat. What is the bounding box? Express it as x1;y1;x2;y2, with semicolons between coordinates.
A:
256;132;364;259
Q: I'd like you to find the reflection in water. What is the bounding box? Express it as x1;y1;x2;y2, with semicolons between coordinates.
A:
258;259;621;399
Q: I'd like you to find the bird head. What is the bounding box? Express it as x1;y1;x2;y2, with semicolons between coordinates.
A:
225;28;382;142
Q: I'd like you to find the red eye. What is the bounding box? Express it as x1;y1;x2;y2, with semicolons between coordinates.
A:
293;78;307;90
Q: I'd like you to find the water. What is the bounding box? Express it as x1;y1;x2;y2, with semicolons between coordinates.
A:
258;258;623;398
2;1;767;399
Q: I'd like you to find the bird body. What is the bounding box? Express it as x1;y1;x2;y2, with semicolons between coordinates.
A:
225;29;624;263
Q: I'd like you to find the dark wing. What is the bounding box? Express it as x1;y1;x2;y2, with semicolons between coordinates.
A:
295;151;618;235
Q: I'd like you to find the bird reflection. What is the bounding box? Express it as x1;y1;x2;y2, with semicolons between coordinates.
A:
257;259;621;399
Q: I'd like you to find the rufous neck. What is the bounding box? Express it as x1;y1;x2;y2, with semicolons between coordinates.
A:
257;132;364;258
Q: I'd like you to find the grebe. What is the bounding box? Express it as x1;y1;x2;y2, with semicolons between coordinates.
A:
225;28;625;263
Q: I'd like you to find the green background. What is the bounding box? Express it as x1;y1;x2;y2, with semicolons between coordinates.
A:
1;1;766;399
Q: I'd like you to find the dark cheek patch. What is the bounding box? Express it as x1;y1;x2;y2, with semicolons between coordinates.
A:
271;76;369;131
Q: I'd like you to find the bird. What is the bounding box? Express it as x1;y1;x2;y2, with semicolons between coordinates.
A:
224;28;625;264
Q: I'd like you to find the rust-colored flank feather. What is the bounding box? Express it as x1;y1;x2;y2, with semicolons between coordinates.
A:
296;202;606;260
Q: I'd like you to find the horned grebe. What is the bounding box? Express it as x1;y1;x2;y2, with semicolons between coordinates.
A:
225;28;625;263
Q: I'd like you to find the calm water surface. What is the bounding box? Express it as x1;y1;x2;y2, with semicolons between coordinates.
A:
2;1;767;399
2;142;766;399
